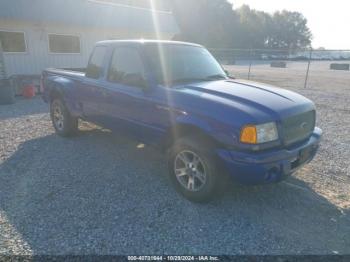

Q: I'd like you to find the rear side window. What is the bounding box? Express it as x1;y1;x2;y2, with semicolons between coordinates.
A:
86;46;107;79
107;47;146;87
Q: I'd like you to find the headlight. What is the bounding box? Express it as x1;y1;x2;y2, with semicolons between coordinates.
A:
240;122;278;144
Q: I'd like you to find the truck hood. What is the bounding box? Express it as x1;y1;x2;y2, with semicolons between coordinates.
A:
176;79;315;122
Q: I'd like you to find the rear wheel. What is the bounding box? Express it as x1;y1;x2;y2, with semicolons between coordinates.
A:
50;98;78;136
168;136;221;202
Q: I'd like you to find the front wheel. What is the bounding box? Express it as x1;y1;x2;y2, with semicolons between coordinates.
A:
168;136;221;202
50;98;78;136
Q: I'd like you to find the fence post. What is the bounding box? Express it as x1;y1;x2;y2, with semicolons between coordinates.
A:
0;41;8;80
248;48;253;80
304;48;313;88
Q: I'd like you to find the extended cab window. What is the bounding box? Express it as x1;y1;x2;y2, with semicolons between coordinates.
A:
108;47;146;87
86;46;107;79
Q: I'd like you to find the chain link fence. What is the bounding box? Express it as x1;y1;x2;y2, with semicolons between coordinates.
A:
209;48;350;90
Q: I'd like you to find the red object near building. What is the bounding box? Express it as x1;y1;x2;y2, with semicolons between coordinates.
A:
22;85;36;98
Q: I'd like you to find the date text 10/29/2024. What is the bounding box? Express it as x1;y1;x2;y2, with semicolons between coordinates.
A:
127;256;219;261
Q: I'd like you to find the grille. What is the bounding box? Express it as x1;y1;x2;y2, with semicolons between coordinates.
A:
282;110;315;146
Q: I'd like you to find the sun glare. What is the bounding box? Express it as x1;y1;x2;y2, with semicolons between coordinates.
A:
150;0;178;140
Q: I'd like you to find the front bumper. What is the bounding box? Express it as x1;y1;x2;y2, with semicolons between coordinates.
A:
216;127;322;185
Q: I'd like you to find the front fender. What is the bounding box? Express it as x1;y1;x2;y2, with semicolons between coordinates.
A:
172;113;236;148
175;114;212;133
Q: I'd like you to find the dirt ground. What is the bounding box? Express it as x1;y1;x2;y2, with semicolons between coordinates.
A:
226;60;350;92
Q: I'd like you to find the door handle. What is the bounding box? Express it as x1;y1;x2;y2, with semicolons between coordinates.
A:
156;105;187;115
156;105;171;111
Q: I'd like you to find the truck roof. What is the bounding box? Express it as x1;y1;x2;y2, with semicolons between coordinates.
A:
95;39;203;48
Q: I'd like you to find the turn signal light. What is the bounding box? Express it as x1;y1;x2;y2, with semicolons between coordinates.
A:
240;125;257;144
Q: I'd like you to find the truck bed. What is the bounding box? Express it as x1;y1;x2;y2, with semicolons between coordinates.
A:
41;68;87;103
44;68;86;79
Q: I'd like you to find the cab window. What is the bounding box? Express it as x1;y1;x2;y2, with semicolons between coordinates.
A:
86;46;107;79
108;47;147;88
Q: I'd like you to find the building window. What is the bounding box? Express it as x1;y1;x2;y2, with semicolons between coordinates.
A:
48;34;80;54
0;31;26;53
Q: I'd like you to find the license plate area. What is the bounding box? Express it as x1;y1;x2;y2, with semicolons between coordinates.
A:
291;146;312;170
299;146;312;163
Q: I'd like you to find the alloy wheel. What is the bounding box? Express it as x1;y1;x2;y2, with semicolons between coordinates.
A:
174;150;207;192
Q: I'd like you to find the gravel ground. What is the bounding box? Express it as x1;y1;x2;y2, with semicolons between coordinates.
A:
0;70;350;255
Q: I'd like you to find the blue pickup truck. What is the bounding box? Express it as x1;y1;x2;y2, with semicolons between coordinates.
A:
42;40;322;202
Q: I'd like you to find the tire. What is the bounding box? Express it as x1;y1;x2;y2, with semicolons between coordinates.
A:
50;98;78;136
167;136;221;202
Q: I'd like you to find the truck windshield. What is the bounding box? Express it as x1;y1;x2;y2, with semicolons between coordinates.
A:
144;44;227;85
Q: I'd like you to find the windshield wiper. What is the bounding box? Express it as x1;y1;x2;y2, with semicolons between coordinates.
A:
170;74;227;85
204;74;227;80
171;78;210;84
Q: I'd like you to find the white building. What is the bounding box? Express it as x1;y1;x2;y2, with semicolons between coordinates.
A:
0;0;179;78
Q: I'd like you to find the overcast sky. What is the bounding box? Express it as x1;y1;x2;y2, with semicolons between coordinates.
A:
229;0;350;49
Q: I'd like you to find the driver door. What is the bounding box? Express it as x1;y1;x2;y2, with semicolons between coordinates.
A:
98;46;163;142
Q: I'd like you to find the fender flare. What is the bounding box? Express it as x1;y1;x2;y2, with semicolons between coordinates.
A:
45;76;78;115
161;114;220;150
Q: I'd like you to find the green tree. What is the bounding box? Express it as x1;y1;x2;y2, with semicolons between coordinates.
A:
171;0;240;48
164;0;312;50
236;5;272;48
267;10;312;50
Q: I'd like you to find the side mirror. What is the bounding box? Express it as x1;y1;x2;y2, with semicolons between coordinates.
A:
224;69;235;79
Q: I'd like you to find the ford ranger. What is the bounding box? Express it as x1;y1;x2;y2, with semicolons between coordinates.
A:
42;40;322;202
